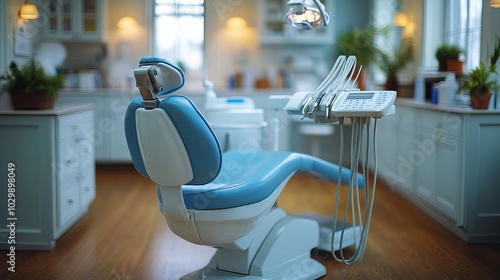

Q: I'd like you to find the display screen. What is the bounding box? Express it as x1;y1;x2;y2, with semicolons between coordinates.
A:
346;92;375;100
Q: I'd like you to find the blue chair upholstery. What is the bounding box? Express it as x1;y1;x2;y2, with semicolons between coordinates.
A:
124;56;365;279
125;95;362;211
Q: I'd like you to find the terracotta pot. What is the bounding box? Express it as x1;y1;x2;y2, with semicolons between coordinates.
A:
470;91;491;109
446;59;464;74
10;92;56;110
438;61;447;72
384;75;399;91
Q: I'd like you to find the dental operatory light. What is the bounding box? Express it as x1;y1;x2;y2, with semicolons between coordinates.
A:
285;0;330;30
18;0;39;20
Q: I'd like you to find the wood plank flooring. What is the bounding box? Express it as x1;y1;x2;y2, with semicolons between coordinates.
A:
1;164;499;279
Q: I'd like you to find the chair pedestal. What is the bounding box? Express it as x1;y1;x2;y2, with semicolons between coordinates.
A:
181;208;326;280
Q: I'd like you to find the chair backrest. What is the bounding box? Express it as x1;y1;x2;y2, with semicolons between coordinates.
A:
124;95;222;186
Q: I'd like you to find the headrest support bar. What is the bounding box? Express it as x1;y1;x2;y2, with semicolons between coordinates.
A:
133;56;185;109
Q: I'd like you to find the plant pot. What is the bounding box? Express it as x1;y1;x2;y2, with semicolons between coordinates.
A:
384;75;399;91
438;61;447;71
446;59;464;74
470;91;492;109
10;92;56;110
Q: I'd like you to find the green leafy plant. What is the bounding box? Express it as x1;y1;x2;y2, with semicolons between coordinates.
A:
337;26;391;67
435;44;464;71
459;37;500;96
376;37;415;79
448;45;464;59
0;56;63;97
459;62;497;95
435;44;451;64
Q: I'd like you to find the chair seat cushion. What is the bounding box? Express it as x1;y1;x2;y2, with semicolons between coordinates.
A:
180;150;360;210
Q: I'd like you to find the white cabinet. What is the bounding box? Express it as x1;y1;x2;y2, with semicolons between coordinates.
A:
44;0;102;41
259;0;334;44
376;106;415;193
414;109;461;221
57;90;137;162
377;100;500;243
0;104;95;249
56;111;95;234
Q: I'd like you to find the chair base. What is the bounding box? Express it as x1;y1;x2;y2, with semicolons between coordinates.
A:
181;211;326;280
181;258;325;280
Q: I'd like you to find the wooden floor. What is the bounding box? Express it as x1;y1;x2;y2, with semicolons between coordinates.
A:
2;164;500;279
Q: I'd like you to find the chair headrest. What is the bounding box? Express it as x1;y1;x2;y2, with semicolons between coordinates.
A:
125;96;222;185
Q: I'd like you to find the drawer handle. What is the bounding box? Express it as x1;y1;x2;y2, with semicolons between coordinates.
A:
72;125;79;130
84;186;90;191
68;199;75;203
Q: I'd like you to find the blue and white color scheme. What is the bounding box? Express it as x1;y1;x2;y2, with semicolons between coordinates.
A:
124;56;395;279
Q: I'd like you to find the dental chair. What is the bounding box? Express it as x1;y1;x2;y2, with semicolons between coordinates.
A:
124;57;364;279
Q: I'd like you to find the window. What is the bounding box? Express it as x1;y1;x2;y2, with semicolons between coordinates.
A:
445;0;482;71
153;0;204;71
423;0;482;72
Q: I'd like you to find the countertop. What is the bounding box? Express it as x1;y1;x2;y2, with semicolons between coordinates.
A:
0;103;93;116
59;87;295;97
396;98;500;115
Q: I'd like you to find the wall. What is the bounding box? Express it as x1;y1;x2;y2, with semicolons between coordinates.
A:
204;0;372;89
0;0;39;71
101;0;150;87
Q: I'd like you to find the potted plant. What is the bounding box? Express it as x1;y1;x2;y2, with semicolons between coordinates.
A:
446;45;465;73
0;56;63;110
435;44;464;72
337;26;390;90
458;38;500;109
376;37;414;91
435;44;451;71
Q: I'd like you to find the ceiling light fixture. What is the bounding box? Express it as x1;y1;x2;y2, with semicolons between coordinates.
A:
18;0;39;20
117;16;138;29
226;17;247;29
285;0;330;30
393;11;408;27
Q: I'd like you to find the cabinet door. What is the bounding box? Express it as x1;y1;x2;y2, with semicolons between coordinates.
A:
77;0;102;40
44;0;102;40
378;106;415;193
46;0;74;39
0;116;56;249
259;0;287;43
463;116;500;236
415;128;437;203
436;138;460;221
415;110;461;222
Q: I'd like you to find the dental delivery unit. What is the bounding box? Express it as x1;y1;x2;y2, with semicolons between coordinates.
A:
124;55;396;279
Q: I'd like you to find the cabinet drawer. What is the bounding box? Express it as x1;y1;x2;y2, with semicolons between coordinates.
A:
58;139;80;183
81;169;95;207
58;185;80;228
57;111;93;141
77;137;95;170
